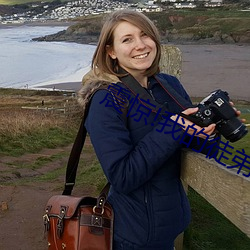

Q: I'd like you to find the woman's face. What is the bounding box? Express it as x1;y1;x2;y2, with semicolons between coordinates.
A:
107;21;157;76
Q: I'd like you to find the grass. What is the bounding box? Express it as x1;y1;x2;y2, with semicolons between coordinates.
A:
76;157;107;195
171;9;250;18
0;88;81;156
0;111;78;156
184;188;250;250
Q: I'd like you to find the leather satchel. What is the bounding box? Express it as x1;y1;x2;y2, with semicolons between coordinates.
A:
43;184;113;250
43;89;114;250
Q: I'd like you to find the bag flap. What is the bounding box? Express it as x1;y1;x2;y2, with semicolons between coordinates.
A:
46;195;96;218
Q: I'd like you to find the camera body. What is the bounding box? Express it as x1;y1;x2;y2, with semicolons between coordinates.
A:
189;89;248;142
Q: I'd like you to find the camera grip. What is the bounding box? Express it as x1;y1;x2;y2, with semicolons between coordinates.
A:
179;112;207;127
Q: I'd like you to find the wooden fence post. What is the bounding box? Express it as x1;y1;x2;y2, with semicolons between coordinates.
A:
160;45;182;80
160;44;184;250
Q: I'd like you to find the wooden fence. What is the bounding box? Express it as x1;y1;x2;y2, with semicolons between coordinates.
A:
159;45;250;249
21;102;81;117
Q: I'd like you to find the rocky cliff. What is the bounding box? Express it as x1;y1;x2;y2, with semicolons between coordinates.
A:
33;13;250;45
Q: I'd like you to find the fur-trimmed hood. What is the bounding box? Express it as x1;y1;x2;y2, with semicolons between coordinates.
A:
78;69;120;108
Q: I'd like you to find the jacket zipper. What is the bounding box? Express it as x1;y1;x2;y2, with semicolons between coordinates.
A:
149;89;156;101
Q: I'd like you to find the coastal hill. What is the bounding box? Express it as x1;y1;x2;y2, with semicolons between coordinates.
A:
33;10;250;45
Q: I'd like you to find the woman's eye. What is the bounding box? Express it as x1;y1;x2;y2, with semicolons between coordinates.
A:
122;38;132;43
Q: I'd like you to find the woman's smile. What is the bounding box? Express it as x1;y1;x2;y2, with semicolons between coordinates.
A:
133;52;149;59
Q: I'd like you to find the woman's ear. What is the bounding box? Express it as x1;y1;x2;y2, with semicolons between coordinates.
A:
106;45;116;60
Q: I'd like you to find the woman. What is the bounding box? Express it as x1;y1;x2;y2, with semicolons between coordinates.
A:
78;10;236;250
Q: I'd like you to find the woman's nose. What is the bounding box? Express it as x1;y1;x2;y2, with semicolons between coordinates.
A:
134;38;146;50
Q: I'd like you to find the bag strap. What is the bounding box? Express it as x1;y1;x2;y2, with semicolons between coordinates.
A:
62;85;110;196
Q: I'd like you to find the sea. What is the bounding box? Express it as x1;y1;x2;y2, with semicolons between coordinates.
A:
0;25;95;89
0;25;249;101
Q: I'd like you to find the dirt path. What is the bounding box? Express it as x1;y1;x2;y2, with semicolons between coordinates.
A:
0;139;93;250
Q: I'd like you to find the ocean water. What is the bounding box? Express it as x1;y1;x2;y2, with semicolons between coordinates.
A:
0;25;95;89
0;25;249;101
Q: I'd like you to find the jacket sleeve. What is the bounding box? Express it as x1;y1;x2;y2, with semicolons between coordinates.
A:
85;89;185;194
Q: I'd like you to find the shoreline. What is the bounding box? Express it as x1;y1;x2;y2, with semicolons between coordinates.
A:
0;20;76;29
1;24;249;102
33;81;82;92
34;43;250;103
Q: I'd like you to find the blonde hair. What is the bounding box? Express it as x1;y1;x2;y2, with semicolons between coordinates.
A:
92;10;161;77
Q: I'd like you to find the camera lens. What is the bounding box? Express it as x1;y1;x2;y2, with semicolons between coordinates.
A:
217;118;248;142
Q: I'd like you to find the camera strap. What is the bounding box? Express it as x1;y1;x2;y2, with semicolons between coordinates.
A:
119;68;194;115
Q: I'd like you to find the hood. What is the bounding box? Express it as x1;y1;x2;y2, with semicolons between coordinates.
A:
78;69;120;107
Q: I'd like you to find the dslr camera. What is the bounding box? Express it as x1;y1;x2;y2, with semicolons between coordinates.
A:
188;89;248;142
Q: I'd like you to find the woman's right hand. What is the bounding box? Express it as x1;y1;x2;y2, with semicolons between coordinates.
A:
170;107;216;139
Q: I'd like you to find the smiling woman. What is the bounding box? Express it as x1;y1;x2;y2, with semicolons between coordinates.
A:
76;9;245;250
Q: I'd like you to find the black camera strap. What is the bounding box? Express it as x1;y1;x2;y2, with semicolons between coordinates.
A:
119;68;194;115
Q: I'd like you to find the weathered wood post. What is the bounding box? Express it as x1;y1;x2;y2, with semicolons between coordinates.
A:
160;44;184;250
159;45;182;80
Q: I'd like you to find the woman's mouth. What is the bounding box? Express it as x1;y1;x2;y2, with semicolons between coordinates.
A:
133;53;149;59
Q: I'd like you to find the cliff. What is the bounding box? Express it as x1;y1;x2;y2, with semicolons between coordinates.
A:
33;12;250;45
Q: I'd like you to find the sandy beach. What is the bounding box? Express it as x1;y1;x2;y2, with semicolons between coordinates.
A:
37;43;250;102
177;44;250;102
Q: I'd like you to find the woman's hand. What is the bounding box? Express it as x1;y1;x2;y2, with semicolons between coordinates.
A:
230;101;246;123
170;107;216;139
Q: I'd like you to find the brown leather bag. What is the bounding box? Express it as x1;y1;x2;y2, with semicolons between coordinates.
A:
43;184;113;250
43;91;113;249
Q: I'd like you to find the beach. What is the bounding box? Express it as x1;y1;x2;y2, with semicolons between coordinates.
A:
177;44;250;102
1;23;249;101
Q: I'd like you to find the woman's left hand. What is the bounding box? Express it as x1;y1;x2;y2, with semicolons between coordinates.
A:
230;101;246;123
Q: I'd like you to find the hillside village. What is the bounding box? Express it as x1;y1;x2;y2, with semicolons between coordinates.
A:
0;0;224;24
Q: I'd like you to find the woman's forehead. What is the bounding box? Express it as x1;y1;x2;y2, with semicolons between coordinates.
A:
113;21;143;36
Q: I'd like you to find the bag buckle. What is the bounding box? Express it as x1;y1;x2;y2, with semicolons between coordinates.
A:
43;208;50;233
93;205;104;215
91;215;103;227
56;206;66;238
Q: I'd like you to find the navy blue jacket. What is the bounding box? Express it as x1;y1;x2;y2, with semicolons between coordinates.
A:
85;73;214;249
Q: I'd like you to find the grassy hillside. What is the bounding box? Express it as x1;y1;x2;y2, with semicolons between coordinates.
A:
44;10;249;44
0;88;81;156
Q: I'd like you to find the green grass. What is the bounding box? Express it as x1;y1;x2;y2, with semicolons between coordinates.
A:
75;158;107;195
170;9;250;18
0;125;77;157
34;165;67;183
11;153;66;170
184;188;250;250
